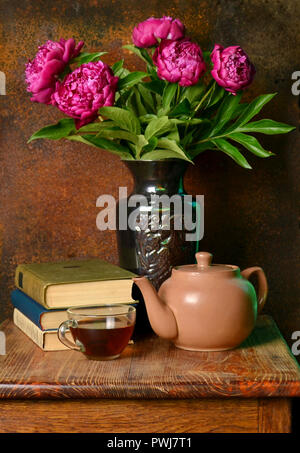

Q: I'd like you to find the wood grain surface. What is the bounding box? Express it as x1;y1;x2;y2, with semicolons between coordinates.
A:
0;316;299;400
258;398;291;433
0;399;265;433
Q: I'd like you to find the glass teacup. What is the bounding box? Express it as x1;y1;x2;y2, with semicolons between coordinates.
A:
58;305;136;360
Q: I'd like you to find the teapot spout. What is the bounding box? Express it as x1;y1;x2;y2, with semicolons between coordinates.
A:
133;277;178;339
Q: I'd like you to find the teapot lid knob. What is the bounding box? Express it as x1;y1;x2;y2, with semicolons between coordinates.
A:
196;252;213;268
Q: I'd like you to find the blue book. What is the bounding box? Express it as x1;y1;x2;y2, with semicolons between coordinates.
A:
11;289;67;331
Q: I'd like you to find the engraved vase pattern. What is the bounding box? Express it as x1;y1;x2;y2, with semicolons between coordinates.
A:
116;160;199;290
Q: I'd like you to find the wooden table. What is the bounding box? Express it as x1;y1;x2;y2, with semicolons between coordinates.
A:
0;315;299;433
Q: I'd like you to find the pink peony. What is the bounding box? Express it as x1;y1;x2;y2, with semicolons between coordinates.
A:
153;39;206;86
211;44;255;94
132;16;185;48
25;38;84;104
52;61;119;129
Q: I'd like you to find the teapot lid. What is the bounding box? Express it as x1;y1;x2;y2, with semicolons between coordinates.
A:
175;252;238;273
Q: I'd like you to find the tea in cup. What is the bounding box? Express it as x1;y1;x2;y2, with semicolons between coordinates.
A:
58;305;136;360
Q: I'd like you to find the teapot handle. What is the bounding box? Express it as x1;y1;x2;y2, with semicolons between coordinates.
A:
241;267;268;314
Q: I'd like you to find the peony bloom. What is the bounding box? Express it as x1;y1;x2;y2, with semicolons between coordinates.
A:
52;61;119;129
25;38;84;104
211;44;255;94
153;38;206;86
132;16;185;48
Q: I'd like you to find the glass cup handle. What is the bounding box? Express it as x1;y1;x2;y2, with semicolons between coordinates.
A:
58;320;81;351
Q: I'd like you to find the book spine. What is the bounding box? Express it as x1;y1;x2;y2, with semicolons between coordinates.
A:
13;309;45;349
11;290;43;329
15;265;48;308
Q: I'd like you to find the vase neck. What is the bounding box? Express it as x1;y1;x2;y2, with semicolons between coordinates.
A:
124;160;188;195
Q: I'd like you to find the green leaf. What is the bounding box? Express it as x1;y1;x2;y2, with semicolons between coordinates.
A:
228;93;277;131
156;138;191;161
212;138;252;169
209;93;242;136
137;84;155;113
95;128;140;144
67;134;133;158
142;80;165;96
134;135;149;158
206;84;225;109
99;106;141;134
166;124;180;142
155;93;163;109
125;91;138;117
71;52;107;65
139;48;154;66
192;80;215;112
115;67;130;80
181;83;205;104
171;118;209;125
133;87;147;116
28;119;76;142
141;136;158;153
231;102;249;120
139;114;157;123
123;45;153;65
188;141;216;159
237;119;296;135
170;99;191;117
77;121;115;133
229;132;274;158
112;59;124;76
144;116;173;140
193;81;223;112
115;88;131;107
141;149;191;161
162;83;178;110
147;65;160;81
202;50;212;67
118;71;148;91
181;129;195;147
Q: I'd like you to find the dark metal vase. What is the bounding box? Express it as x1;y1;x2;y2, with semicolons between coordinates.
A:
116;160;200;334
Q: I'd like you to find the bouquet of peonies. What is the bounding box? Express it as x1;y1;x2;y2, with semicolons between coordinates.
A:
26;16;294;168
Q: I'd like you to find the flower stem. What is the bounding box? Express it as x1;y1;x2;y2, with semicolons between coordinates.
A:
194;81;216;113
183;82;217;140
175;84;181;104
187;130;234;148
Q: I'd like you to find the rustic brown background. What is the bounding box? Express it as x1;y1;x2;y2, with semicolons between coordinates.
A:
0;0;299;352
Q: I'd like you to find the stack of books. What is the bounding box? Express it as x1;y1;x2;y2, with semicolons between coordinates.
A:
12;259;137;351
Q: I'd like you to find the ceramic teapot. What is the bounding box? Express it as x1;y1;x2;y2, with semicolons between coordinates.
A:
133;252;268;351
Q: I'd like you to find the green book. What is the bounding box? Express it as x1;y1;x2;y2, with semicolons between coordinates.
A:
15;259;136;309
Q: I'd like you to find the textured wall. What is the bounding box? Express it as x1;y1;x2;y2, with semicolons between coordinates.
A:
0;0;299;351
